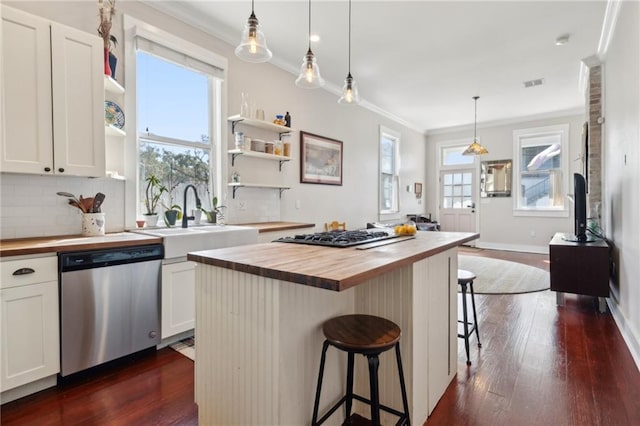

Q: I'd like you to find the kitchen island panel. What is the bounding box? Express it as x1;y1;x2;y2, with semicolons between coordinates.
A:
195;264;353;426
194;246;459;425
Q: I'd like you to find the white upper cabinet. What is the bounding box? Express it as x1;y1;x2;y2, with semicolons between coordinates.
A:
1;6;105;177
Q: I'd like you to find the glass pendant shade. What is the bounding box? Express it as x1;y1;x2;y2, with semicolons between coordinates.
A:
295;49;325;88
462;96;489;156
235;11;272;63
338;73;360;104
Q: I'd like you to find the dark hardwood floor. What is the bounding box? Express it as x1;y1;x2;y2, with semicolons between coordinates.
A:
2;248;639;425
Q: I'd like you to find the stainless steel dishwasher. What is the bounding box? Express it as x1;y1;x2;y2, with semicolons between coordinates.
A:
59;244;163;376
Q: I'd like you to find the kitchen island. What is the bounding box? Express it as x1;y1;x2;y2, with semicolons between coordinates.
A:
188;231;478;425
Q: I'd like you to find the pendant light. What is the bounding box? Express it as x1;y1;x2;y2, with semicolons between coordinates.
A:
462;96;489;155
295;0;325;89
338;0;359;104
235;0;272;63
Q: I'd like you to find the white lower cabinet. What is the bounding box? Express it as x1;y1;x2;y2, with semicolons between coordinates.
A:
0;255;59;395
161;261;196;339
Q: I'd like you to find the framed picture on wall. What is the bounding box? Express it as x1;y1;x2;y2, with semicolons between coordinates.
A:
300;131;343;185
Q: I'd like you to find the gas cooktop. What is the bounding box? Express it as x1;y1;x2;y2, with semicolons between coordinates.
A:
274;230;398;247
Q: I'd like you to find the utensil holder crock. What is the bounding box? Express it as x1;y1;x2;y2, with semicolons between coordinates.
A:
82;213;105;236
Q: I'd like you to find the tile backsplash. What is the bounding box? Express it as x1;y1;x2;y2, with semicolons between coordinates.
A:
0;173;125;239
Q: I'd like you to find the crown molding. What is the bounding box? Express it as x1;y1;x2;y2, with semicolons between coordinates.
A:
597;0;623;60
426;107;585;136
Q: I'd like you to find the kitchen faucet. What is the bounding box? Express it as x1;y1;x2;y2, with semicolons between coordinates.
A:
182;185;202;228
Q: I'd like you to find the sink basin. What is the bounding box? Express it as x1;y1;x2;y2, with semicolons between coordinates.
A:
131;225;258;258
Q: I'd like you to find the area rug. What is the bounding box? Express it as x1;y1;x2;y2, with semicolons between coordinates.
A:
170;337;195;361
458;255;550;294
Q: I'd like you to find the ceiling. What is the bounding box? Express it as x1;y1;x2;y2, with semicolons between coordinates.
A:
146;1;608;133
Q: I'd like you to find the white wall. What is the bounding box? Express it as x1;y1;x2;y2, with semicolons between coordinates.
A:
1;1;426;237
425;113;584;253
602;0;640;369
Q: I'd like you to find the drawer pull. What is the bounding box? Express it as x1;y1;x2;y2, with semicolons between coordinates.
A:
13;268;35;276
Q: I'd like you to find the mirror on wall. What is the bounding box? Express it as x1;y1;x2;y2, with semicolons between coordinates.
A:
480;159;512;197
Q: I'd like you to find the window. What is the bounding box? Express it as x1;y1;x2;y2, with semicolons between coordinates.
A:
135;33;224;217
380;126;400;215
442;171;473;208
513;124;570;216
441;145;474;166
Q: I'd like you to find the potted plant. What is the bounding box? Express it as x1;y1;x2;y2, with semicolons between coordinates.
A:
143;174;167;227
201;196;225;224
163;204;182;227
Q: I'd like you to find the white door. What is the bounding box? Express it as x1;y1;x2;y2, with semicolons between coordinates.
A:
439;169;477;235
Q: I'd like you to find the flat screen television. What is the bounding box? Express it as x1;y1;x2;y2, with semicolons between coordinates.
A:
563;173;595;242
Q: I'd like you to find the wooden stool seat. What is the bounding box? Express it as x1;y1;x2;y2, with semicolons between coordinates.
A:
457;269;481;366
322;314;401;353
312;314;410;426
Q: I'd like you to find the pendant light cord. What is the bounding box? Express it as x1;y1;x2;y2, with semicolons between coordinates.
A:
307;0;312;50
473;96;479;140
348;0;351;72
251;0;254;12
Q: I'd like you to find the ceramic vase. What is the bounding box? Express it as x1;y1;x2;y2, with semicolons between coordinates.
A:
144;213;159;227
82;213;105;237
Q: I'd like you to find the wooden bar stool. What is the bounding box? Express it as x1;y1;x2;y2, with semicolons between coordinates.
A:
458;269;482;365
311;314;410;426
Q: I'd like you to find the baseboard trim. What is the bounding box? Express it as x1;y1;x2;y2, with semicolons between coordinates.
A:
1;375;57;404
607;298;640;373
476;241;549;255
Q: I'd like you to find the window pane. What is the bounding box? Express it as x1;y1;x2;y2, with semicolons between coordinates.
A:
380;128;400;214
453;173;462;185
137;51;209;143
522;145;561;172
462;172;472;184
380;137;394;174
443;197;452;208
139;141;210;209
444;174;453;185
443;186;453;196
453;186;462;196
453;198;462;208
463;197;473;208
442;146;474;166
463;185;472;196
381;173;393;210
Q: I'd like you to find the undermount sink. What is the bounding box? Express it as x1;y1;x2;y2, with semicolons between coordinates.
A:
132;225;258;258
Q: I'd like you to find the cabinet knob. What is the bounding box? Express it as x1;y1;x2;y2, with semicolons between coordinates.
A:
44;167;51;172
58;167;65;173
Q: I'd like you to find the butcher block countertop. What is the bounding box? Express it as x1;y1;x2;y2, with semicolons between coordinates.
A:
237;221;315;233
188;231;478;291
0;233;162;257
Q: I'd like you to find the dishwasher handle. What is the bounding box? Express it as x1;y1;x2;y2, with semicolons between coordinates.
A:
59;244;164;272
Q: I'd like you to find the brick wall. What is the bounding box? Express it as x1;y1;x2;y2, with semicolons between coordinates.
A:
587;65;602;220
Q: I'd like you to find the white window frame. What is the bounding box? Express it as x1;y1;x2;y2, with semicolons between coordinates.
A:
512;124;570;217
123;16;227;228
379;125;401;219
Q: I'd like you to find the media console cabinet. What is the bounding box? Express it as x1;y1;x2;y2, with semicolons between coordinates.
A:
549;232;610;312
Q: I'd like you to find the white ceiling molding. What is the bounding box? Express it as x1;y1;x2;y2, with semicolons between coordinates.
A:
426;107;585;136
597;0;623;59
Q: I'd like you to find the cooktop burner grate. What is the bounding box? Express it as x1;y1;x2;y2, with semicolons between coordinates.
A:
274;230;397;247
